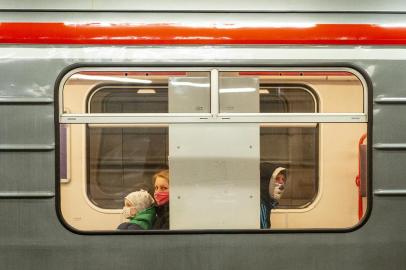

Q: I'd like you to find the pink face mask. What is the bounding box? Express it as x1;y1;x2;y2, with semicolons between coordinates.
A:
154;191;169;206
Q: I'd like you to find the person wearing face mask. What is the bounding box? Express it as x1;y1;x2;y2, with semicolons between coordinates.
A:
152;169;170;230
259;163;288;229
117;189;156;230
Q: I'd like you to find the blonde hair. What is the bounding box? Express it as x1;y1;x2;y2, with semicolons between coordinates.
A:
152;169;169;185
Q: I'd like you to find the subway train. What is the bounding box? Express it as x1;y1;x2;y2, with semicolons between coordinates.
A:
0;9;405;270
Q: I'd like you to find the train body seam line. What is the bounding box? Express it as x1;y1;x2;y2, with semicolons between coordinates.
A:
374;189;406;196
0;191;55;199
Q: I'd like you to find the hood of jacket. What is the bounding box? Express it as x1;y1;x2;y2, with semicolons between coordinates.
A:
260;162;288;206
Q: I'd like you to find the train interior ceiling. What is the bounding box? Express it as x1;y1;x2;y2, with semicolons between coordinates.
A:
60;70;367;231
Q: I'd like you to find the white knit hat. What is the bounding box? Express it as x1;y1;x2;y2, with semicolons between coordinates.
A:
125;189;154;213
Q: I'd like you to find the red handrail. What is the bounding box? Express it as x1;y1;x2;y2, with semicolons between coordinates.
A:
355;133;367;220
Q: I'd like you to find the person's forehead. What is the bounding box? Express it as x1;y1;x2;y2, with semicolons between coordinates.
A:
277;172;286;179
156;176;168;183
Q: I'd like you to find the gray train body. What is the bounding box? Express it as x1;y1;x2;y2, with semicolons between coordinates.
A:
0;11;405;270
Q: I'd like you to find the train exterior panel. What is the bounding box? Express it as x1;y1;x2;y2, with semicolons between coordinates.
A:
0;11;405;269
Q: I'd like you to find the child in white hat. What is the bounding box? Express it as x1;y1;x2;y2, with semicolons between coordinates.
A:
117;189;156;230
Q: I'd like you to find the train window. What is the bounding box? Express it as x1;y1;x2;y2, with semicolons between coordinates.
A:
261;125;318;208
259;86;316;113
87;126;168;209
218;71;362;113
62;71;211;114
59;68;368;232
258;85;318;208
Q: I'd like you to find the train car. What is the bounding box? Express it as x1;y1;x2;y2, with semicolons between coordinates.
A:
0;6;405;270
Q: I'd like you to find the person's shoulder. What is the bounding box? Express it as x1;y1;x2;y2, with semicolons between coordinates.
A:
117;222;130;230
117;222;143;230
127;223;143;230
117;222;136;230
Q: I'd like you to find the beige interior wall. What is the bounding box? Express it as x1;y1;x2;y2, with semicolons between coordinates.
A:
62;81;123;230
61;124;123;230
60;74;367;231
269;76;364;113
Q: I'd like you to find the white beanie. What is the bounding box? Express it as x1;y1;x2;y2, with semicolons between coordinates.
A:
125;189;154;213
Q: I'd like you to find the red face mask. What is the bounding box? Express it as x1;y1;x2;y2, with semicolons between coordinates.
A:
154;191;169;206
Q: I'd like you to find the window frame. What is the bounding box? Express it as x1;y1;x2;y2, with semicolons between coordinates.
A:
57;66;370;233
59;67;368;124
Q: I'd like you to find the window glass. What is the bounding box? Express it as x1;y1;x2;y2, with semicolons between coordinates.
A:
258;87;317;208
261;126;318;208
60;122;366;231
90;86;168;114
219;71;363;113
63;71;210;114
59;68;368;232
87;126;168;209
260;86;316;113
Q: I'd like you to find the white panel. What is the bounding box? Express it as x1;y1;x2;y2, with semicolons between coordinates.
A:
169;123;260;229
1;0;404;11
95;0;406;12
0;0;92;9
169;77;210;113
219;77;259;113
6;47;406;61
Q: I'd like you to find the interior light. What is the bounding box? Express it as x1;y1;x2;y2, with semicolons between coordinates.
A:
259;89;270;94
219;87;257;93
137;89;156;94
170;81;210;88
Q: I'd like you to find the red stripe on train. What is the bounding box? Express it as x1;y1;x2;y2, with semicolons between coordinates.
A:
1;22;406;45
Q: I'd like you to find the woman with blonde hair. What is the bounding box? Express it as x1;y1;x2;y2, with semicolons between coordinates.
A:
152;169;170;229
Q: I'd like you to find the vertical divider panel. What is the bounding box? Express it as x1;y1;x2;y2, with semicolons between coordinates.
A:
169;123;260;229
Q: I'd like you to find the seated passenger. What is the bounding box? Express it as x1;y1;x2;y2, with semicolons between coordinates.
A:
152;169;170;230
260;163;288;229
117;189;156;230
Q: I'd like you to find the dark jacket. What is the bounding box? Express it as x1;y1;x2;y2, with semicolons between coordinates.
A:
117;222;143;230
152;203;169;230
